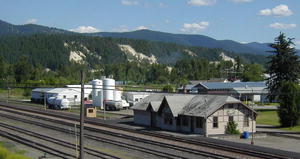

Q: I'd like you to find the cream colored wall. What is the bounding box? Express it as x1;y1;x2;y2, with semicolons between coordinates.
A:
206;103;256;135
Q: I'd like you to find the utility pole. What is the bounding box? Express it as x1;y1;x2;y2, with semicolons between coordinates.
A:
44;92;47;110
6;78;9;103
251;92;254;145
204;97;208;137
79;70;85;159
75;123;78;158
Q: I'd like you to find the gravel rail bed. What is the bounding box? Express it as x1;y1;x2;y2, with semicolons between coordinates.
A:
0;103;299;159
0;111;216;159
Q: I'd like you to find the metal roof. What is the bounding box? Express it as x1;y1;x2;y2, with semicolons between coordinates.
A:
46;88;80;94
232;87;268;94
131;93;167;111
180;95;241;117
164;95;195;117
198;82;266;90
32;88;54;93
132;94;256;117
149;101;162;112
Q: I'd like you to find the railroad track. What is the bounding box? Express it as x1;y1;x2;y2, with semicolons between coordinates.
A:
0;111;230;159
0;122;121;159
0;129;76;159
0;103;299;159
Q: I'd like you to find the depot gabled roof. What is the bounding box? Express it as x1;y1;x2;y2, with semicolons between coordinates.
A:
133;94;256;117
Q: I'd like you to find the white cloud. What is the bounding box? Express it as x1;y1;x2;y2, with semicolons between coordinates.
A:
229;0;253;3
26;18;38;24
269;23;296;29
136;26;148;30
295;41;300;46
259;4;293;17
70;26;100;33
259;9;272;16
121;0;138;6
187;0;216;6
181;22;209;33
165;19;170;24
112;25;130;32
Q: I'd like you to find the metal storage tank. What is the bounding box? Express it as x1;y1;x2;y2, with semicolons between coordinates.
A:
92;79;103;107
114;90;122;101
95;90;104;109
103;78;115;101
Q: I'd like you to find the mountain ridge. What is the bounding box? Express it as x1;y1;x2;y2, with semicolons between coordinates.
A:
0;19;298;55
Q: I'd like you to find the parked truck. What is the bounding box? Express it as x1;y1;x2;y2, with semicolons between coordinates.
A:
104;100;130;111
47;97;70;109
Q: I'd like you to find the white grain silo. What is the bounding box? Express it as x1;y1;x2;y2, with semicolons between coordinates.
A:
114;90;122;101
92;79;103;107
103;78;115;101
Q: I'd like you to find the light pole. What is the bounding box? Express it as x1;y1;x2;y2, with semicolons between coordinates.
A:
251;88;254;145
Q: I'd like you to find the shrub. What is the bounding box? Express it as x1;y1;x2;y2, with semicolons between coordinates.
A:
162;85;175;93
226;121;240;134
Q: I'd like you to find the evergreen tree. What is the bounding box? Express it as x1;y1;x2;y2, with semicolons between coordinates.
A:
242;64;264;82
14;56;34;83
278;82;300;127
0;56;5;79
266;33;300;101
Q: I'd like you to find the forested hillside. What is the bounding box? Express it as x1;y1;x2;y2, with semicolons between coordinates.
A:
0;34;266;85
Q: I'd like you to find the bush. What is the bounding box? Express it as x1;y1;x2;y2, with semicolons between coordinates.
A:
162;85;175;93
226;121;240;134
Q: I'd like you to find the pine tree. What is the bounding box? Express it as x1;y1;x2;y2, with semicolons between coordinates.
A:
278;82;300;127
266;33;300;101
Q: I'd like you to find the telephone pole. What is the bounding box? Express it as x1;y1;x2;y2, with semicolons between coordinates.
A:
79;70;85;159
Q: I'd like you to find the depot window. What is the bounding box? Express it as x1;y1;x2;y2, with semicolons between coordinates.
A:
213;117;218;128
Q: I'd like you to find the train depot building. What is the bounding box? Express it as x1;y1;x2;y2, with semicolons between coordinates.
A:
132;94;256;135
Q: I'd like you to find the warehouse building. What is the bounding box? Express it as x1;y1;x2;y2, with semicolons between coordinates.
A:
192;82;268;102
31;87;91;105
132;94;256;135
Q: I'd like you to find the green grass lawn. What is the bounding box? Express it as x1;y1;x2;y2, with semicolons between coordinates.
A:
256;110;280;126
257;110;300;132
0;142;30;159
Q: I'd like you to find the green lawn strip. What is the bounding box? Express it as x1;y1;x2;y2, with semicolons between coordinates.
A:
256;110;280;126
254;102;280;106
257;110;300;132
281;126;300;132
0;142;30;159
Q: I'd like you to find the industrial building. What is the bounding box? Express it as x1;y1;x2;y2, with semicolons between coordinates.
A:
132;94;256;135
194;82;268;102
91;77;129;110
31;86;92;104
31;77;129;110
178;82;268;102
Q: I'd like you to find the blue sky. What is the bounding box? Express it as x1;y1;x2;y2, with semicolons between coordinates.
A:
1;0;299;48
